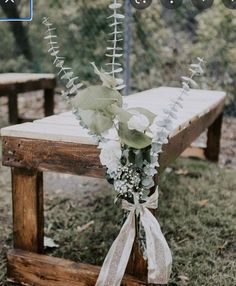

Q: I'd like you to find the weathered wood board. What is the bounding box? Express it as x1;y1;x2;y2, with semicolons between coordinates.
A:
0;73;56;95
1;87;226;176
7;250;146;286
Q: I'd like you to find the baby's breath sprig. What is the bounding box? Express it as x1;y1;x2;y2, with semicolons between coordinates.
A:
42;17;83;102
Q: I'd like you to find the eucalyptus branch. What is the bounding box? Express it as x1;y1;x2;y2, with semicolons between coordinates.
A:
152;58;205;160
42;17;83;101
106;0;125;90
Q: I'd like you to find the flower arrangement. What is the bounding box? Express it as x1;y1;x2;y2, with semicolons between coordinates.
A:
43;1;204;285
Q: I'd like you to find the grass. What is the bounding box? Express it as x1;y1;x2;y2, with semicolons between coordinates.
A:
0;157;236;285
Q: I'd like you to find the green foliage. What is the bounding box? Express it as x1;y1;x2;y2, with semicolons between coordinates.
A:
128;107;156;123
118;122;151;149
79;109;114;134
73;85;123;134
73;86;122;110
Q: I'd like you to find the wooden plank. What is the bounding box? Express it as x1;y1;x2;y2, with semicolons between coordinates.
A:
1;122;96;145
181;146;206;160
1;87;226;144
126;233;147;281
44;88;54;117
8;91;19;124
0;73;56;95
204;112;223;162
1;98;225;177
7;250;146;286
0;99;223;146
12;168;44;253
0;73;55;83
2;137;104;178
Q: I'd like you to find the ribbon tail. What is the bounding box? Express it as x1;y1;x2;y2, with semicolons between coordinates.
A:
95;210;136;286
141;208;172;284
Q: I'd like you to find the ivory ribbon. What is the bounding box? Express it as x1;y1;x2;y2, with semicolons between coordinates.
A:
95;188;172;286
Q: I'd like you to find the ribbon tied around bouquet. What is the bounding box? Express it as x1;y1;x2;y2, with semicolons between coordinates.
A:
95;188;172;286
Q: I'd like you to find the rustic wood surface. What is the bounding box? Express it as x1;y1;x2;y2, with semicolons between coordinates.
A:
1;97;225;177
7;250;147;286
2;137;105;177
44;88;55;117
8;91;18;124
181;146;206;160
205;113;223;162
0;73;56;95
12;168;44;253
1;87;226;143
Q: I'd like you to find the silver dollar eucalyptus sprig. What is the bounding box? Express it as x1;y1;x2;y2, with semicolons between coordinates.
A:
145;57;206;188
42;17;83;102
106;0;125;90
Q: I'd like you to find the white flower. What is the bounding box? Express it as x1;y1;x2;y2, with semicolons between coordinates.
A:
101;127;119;141
99;140;122;172
127;112;149;133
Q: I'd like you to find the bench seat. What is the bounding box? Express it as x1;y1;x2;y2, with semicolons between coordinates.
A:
0;73;56;123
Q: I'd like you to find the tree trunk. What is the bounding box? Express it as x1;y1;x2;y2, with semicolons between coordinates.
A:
0;3;32;60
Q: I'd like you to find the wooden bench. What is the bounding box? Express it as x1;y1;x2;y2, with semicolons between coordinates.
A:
0;87;226;285
0;73;56;124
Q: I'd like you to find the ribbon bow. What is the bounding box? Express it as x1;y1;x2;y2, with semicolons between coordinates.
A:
95;188;172;286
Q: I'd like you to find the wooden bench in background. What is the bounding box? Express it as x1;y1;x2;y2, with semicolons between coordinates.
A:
0;87;226;285
0;73;56;124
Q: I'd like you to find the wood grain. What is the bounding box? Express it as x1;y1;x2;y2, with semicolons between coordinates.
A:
181;146;206;160
8;91;18;124
1;87;226;144
0;73;56;95
7;250;146;286
2;137;105;178
44;88;54;117
12;168;44;253
205;112;223;162
2;99;225;178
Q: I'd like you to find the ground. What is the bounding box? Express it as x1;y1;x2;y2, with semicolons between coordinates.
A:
0;93;236;285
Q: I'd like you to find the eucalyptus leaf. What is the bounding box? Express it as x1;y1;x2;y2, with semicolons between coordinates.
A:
111;105;132;123
73;86;123;110
112;105;156;127
79;109;114;134
91;62;117;88
118;123;152;149
127;107;156;124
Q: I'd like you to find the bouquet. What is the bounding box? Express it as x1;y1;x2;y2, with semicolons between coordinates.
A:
43;1;204;284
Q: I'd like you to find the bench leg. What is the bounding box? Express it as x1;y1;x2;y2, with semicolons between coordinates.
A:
204;112;223;162
44;88;54;117
8;92;19;124
126;220;148;281
11;168;44;253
